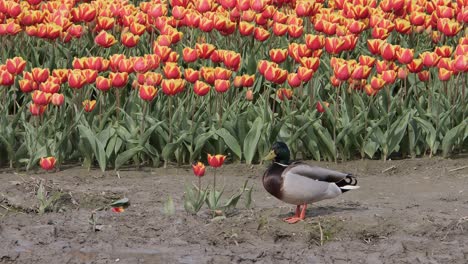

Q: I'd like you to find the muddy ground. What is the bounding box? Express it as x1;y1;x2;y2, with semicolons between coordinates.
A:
0;157;467;264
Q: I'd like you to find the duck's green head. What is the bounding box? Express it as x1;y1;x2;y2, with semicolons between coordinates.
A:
264;142;290;163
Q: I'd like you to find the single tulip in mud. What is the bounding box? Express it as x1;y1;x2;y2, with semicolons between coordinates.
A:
207;154;226;168
192;162;206;177
39;157;56;171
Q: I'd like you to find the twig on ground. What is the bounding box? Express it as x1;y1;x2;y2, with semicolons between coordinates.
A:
382;166;396;173
449;166;468;172
318;218;324;246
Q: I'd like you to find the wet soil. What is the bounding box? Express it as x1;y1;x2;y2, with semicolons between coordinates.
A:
0;157;467;264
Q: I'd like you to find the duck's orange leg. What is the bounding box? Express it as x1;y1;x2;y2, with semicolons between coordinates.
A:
283;204;307;224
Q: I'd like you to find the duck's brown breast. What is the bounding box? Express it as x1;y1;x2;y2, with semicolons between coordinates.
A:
262;164;286;200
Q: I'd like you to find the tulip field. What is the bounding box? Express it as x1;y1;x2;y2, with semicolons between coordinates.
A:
0;0;467;172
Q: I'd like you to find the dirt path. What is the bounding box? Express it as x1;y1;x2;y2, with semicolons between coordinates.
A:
1;157;467;264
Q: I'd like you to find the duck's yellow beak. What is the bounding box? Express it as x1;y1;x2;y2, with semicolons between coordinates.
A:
263;150;276;161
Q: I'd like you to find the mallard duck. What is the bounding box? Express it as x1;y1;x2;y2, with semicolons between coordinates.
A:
263;142;359;224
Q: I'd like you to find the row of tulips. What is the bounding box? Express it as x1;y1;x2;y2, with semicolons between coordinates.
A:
0;0;467;171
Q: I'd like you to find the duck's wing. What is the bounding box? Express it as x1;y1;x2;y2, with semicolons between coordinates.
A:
283;162;350;183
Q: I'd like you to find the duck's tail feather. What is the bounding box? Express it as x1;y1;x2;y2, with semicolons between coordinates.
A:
336;174;359;193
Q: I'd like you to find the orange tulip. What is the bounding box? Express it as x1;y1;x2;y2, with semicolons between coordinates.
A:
394;18;411;34
29;103;47;116
381;70;397;84
207;154;226;168
82;100;97;112
239;21;254;36
297;66;314;82
409;11;426;26
51;93;65;106
420;52;440;67
393;65;406;79
221;51;241;71
0;70;14;86
264;66;288;84
452;55;468;73
32;90;52;105
52;69;69;83
371;27;389;39
39;157;56;171
272;23;288;36
5;57;26;75
129;23;146;36
407;59;424;73
253;27;270;41
201;67;215;84
370;75;385;90
300;57;320;71
246;89;254;101
297;44;313;58
367;39;384;55
139;85;158;101
196;43;216;59
71;3;96;22
32;68;50;83
351;65;372;80
348;20;367;34
182;47;198;63
121;32;140;48
359;55;376;67
438;68;453;81
305;34;325;51
192;162;206;177
325;37;345;54
95;76;111;92
288;24;303;38
287;73;302;88
242;74;255;87
19;79;36;93
214;67;232;80
417;70;430;82
39;80;60;94
184;68;200;83
96;17;115;31
316;101;330;113
163;63;181;79
161;79;186;96
153;44;171;61
276;88;293;101
437;18;462;37
82;69;98;84
364;84;378;96
68;70;87;89
95;30;117;48
435;46;453;58
110;72;129;88
269;49;288;64
193;80;210;96
214;79;230;93
397;48;414;64
333;62;353;81
380;43;396;61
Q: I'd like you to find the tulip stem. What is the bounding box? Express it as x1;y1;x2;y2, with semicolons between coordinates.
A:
333;84;339;164
116;89;120;117
198;176;202;200
212;168;217;209
165;96;173;168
